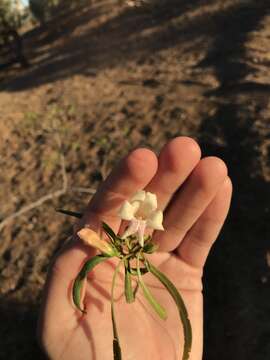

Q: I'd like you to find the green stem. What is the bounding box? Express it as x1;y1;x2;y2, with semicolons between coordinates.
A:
111;259;124;360
124;261;135;303
136;254;167;320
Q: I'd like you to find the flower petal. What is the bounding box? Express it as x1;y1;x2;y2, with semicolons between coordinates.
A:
118;200;136;220
130;200;141;214
122;218;140;239
137;191;158;219
130;190;146;202
145;192;158;212
147;210;164;231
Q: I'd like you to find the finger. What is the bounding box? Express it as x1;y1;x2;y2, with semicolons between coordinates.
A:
84;147;158;230
154;157;228;252
145;137;201;210
177;177;233;268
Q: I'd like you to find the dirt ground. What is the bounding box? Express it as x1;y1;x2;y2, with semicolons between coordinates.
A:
0;0;270;359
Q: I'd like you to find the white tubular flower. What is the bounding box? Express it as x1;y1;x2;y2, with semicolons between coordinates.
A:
78;228;116;256
118;190;164;247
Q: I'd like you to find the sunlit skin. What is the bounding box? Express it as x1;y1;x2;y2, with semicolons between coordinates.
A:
38;137;232;360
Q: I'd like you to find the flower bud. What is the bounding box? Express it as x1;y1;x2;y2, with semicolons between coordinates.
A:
78;228;116;256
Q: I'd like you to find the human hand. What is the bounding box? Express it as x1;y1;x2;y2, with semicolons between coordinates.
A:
38;137;232;360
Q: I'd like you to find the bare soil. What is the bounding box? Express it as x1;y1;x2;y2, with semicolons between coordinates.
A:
0;1;270;359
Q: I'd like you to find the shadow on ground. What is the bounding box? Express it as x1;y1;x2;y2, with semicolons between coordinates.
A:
0;0;252;92
197;1;270;359
0;299;45;360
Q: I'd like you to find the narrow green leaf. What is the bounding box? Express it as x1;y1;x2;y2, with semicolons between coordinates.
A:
111;260;124;360
133;281;139;299
147;262;192;360
73;255;108;313
73;277;87;314
56;208;83;218
136;256;167;320
124;266;135;303
113;339;122;360
102;222;118;241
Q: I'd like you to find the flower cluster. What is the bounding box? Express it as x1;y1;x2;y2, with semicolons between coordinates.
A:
78;190;164;252
118;190;164;246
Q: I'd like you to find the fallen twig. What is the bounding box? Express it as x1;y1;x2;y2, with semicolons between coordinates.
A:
0;186;96;232
0;129;96;232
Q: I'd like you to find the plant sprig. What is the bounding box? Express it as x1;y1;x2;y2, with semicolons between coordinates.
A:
58;191;192;360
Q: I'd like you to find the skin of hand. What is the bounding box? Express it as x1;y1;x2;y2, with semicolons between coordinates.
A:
37;137;232;360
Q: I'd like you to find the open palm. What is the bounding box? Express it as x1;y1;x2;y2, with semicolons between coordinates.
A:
38;137;232;360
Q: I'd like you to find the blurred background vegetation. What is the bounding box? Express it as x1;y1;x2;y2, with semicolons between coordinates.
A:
0;0;270;359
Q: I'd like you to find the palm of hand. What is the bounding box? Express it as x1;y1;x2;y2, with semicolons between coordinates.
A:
38;138;232;360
